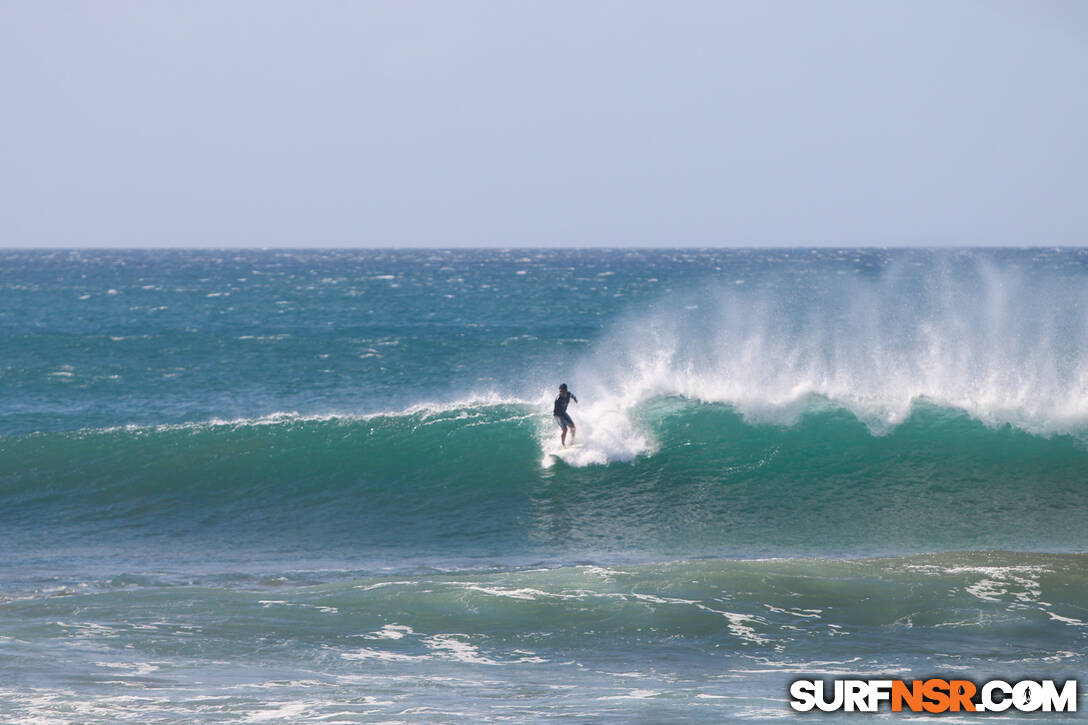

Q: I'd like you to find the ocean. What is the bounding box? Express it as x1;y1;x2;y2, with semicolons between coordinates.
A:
1;248;1086;722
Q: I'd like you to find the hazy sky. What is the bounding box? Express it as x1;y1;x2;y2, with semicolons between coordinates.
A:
2;1;1086;247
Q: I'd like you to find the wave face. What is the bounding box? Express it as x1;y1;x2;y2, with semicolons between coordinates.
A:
4;400;1087;566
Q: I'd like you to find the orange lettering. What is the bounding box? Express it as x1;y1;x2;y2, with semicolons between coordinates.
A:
949;680;976;711
892;680;924;712
922;679;950;713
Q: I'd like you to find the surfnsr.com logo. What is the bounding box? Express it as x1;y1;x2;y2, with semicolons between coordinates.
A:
789;679;1077;713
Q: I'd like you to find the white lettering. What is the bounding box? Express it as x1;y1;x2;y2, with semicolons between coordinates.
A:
789;680;817;712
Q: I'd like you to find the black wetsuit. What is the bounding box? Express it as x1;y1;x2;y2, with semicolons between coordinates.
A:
553;391;577;428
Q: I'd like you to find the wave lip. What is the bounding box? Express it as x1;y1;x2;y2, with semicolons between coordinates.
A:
552;258;1088;467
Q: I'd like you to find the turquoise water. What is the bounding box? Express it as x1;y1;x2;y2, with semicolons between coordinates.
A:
2;249;1086;721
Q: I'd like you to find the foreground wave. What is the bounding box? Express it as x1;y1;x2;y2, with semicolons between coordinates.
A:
4;398;1087;561
1;552;1084;722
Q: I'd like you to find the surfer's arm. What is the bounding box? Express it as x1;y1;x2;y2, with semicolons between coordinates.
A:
571;394;578;404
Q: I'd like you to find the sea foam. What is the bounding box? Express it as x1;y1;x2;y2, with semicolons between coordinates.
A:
552;257;1088;463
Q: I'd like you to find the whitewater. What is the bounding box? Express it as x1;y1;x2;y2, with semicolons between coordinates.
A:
1;248;1086;722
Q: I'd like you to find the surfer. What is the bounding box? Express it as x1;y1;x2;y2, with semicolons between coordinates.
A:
553;383;578;446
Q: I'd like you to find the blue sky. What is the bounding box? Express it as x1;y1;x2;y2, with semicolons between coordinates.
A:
2;1;1086;247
